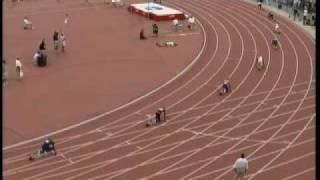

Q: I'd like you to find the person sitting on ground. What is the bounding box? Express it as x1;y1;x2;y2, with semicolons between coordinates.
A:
271;37;279;49
152;24;159;37
256;55;265;71
140;28;147;40
274;23;280;34
156;41;178;47
267;12;274;20
187;15;195;30
37;51;48;67
41;138;57;155
23;16;33;30
219;79;231;96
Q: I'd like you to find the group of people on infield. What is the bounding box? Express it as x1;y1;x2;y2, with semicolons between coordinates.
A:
3;14;68;87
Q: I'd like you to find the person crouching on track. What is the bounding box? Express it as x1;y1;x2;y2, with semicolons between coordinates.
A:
256;55;265;71
219;79;231;96
41;138;57;155
15;57;24;80
271;37;279;49
268;12;274;20
23;16;33;30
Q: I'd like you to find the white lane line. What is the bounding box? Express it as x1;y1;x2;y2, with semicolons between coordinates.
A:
159;138;314;176
60;153;74;164
4;84;313;155
281;167;314;180
175;0;289;178
194;2;312;180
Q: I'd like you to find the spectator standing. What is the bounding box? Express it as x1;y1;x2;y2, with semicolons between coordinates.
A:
257;0;262;10
140;28;147;40
3;60;8;87
15;57;24;80
303;6;308;24
59;32;66;52
187;15;195;30
152;24;159;37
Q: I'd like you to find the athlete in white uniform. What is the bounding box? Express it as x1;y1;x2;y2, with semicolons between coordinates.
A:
15;57;24;79
233;153;249;180
256;55;265;71
274;23;280;34
23;16;33;30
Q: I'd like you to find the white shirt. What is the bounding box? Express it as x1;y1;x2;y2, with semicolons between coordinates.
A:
173;19;178;26
304;9;308;16
257;56;264;66
188;16;195;24
64;17;69;24
24;18;31;25
233;158;248;170
16;59;22;68
33;53;40;61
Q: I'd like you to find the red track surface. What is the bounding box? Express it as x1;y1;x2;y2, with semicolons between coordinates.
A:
3;0;315;179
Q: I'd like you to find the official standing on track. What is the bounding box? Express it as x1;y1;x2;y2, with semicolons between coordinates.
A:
233;153;249;180
53;31;59;50
15;57;24;80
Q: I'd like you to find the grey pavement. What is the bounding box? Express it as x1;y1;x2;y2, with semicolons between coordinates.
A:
242;0;315;39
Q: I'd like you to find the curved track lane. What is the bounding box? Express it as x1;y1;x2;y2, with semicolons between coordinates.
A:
3;0;315;179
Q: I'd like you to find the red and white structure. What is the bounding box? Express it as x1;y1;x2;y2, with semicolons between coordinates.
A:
128;2;186;21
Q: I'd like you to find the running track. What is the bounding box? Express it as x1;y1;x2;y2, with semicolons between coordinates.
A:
3;0;315;179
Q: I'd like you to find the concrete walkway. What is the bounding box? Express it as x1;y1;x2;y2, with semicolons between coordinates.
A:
242;0;315;39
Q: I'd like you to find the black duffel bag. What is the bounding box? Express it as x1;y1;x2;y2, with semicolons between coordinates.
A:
37;53;47;67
